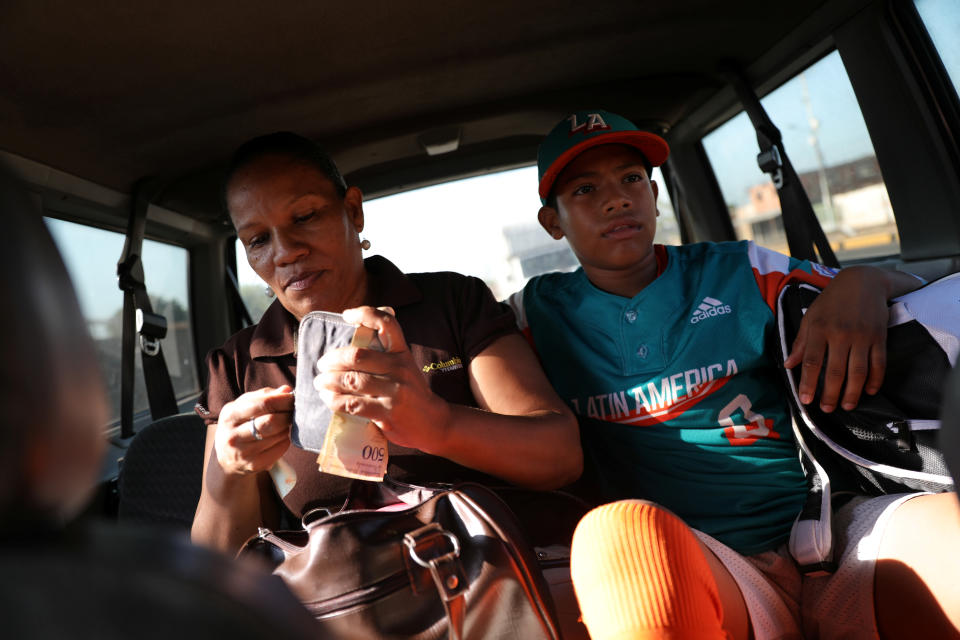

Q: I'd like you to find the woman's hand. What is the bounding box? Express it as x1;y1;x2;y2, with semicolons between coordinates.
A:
313;306;453;453
214;385;295;475
313;306;581;489
784;266;896;413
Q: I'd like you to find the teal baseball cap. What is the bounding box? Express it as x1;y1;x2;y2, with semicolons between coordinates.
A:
537;110;670;203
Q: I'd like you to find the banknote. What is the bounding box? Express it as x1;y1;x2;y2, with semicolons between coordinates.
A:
293;312;388;481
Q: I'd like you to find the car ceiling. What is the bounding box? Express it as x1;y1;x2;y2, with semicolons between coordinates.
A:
0;0;839;222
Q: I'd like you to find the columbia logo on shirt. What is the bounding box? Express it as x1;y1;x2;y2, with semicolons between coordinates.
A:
690;297;732;324
422;356;463;374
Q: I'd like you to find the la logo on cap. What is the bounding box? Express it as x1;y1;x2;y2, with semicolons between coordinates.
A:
568;113;610;136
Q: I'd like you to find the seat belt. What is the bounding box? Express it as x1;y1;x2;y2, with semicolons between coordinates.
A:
226;263;254;328
722;64;840;268
116;182;179;438
659;163;690;244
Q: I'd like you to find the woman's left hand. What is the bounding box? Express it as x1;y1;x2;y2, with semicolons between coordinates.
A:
313;306;453;452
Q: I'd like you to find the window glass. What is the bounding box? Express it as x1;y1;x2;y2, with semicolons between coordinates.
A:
46;219;199;423
235;244;274;324
915;0;960;98
364;165;679;300
234;165;678;304
702;51;899;261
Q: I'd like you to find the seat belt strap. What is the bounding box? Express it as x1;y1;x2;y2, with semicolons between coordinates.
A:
722;64;840;268
226;263;254;328
116;184;178;438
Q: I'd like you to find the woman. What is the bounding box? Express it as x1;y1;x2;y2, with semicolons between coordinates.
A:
191;133;582;553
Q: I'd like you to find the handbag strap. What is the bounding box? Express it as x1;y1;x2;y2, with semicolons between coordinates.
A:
404;522;467;640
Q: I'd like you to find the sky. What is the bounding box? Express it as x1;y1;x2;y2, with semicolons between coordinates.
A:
915;0;960;98
354;166;544;282
46;218;190;324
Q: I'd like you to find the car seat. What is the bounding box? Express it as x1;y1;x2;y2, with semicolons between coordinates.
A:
117;412;206;528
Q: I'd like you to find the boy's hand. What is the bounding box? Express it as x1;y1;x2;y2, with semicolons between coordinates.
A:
784;267;890;413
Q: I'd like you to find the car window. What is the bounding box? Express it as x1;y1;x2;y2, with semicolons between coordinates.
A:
46;218;199;424
235;245;274;324
366;165;678;299
914;0;960;98
234;165;678;306
702;50;899;262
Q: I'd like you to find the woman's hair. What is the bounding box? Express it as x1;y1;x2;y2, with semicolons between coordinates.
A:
223;132;348;213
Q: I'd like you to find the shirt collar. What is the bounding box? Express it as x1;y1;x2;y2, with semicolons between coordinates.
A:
654;244;669;277
247;255;421;359
248;298;296;359
362;254;422;310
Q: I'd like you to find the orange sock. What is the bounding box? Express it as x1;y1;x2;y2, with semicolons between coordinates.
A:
570;500;728;640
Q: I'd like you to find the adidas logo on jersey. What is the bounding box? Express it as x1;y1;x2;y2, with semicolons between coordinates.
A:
690;297;732;324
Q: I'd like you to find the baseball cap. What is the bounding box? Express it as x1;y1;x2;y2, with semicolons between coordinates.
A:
537;110;670;203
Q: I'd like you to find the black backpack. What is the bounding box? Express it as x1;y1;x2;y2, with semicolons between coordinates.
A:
775;273;958;574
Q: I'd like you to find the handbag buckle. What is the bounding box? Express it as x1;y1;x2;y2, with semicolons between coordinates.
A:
404;523;466;601
404;522;460;568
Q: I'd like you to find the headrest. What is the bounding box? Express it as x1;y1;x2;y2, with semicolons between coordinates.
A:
0;165;107;523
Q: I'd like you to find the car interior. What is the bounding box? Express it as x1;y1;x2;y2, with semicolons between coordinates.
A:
1;0;958;601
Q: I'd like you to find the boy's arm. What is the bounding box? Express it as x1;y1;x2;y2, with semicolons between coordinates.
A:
783;266;922;413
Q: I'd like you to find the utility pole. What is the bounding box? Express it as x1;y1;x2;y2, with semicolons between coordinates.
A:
800;72;837;228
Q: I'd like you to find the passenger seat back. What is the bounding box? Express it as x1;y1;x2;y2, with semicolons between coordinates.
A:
118;413;206;529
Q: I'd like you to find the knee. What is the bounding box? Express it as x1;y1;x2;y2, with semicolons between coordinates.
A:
570;500;726;640
571;499;694;569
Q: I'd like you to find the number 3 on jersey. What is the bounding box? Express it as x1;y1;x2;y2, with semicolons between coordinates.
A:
719;394;781;446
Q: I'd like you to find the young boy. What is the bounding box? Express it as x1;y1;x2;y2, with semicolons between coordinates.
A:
508;111;960;640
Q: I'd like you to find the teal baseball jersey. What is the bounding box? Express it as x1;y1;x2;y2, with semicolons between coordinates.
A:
509;241;837;554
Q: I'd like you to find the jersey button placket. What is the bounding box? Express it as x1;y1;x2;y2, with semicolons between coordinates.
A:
624;309;647;360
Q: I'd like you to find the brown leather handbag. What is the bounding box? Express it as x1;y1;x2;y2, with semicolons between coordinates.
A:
240;479;563;640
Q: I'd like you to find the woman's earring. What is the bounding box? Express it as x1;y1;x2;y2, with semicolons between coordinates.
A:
264;286;275;298
360;238;371;250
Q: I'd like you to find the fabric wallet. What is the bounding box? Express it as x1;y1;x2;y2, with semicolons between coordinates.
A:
292;311;383;452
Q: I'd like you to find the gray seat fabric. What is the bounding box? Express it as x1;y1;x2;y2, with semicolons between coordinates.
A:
117;413;206;529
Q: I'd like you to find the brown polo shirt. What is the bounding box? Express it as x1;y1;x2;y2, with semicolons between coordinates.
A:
197;255;518;516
